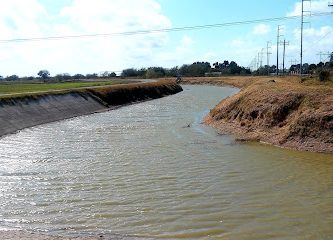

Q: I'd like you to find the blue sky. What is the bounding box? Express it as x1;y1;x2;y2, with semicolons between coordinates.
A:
0;0;332;76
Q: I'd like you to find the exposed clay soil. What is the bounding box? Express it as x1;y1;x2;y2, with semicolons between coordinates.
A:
184;76;333;153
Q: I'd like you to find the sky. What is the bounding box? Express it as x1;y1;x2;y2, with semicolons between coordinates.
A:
0;0;332;77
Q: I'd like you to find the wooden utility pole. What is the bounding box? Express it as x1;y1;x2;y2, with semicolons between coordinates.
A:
280;40;289;75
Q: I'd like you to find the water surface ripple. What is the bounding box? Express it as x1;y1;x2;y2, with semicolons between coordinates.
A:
0;85;332;239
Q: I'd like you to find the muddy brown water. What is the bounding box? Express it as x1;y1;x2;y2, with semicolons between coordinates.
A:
0;85;332;239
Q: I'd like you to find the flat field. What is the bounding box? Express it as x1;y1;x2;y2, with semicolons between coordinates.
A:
0;80;128;96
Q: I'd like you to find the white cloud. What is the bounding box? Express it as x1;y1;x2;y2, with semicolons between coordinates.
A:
159;35;195;66
0;0;173;76
287;0;329;16
230;39;246;47
295;26;333;50
253;24;271;35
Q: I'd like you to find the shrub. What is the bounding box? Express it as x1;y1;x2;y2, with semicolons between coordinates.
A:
318;69;331;82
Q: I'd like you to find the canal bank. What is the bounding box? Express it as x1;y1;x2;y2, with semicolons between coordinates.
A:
0;81;182;137
177;76;333;154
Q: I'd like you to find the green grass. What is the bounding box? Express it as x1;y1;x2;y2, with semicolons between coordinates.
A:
0;80;127;95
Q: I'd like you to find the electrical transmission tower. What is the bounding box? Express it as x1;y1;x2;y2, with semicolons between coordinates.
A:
276;25;284;75
317;51;331;62
260;48;265;68
248;57;257;72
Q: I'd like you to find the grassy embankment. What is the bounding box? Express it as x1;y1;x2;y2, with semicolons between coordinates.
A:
0;80;182;137
0;80;182;106
182;75;333;153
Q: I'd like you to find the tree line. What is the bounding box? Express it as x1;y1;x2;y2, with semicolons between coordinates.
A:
120;61;251;78
1;56;332;81
0;70;118;82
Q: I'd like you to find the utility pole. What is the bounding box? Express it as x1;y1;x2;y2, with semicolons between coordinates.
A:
276;25;283;76
300;0;311;76
280;40;289;75
266;41;272;75
257;52;260;70
260;48;265;68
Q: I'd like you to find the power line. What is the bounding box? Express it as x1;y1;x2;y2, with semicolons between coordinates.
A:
303;28;333;54
0;12;332;43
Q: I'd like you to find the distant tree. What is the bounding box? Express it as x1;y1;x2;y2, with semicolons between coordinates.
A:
317;62;325;69
54;74;64;81
121;68;136;77
289;64;299;73
101;71;109;78
240;67;251;75
213;62;219;70
21;76;34;81
179;64;190;76
86;73;98;79
179;62;211;77
302;63;309;74
222;60;229;68
100;71;117;78
62;73;71;80
166;66;179;77
5;75;19;81
308;64;317;74
38;70;50;82
256;66;269;75
270;65;277;73
0;75;3;80
330;52;333;62
109;72;117;77
228;61;241;74
145;67;166;78
211;60;247;75
72;74;85;80
121;68;146;78
54;73;70;81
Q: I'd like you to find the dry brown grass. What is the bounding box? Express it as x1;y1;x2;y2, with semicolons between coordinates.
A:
186;76;333;153
85;80;182;106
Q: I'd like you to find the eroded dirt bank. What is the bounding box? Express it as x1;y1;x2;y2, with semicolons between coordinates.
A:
184;76;332;153
0;80;182;137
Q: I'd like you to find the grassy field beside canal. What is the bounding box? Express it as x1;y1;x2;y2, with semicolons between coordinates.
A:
0;80;128;96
